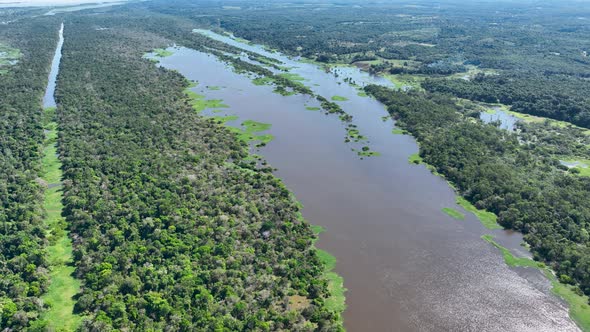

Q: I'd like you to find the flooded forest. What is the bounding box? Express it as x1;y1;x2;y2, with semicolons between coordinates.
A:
1;0;590;331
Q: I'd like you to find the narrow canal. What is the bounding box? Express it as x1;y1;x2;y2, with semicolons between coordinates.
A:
43;22;63;108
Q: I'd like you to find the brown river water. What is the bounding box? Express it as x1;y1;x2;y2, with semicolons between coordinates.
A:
151;31;579;331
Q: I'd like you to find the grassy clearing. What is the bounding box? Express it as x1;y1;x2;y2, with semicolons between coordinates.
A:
0;44;21;69
41;107;83;331
442;207;465;220
456;197;502;230
154;48;173;57
561;158;590;177
383;73;425;91
42;130;61;183
408;153;423;164
544;270;590;331
43;234;83;331
449;65;496;80
357;91;368;97
331;95;349;102
482;235;542;268
501;106;590;135
305;106;321;111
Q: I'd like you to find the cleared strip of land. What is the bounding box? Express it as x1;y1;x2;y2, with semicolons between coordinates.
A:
41;107;82;330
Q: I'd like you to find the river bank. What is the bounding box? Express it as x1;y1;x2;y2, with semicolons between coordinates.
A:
150;31;579;330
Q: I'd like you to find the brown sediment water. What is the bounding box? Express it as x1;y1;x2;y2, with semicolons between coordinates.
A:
153;34;579;331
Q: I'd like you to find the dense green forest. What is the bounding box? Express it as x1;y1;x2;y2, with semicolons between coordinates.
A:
365;84;590;301
0;16;60;330
3;0;590;330
423;74;590;128
151;0;590;129
54;16;340;331
140;0;590;304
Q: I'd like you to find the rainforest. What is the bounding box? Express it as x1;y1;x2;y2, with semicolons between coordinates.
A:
1;0;590;331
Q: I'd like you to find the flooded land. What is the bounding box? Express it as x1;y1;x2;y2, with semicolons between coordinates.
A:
151;31;579;331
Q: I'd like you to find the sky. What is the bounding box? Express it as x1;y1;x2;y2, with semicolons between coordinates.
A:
0;0;125;7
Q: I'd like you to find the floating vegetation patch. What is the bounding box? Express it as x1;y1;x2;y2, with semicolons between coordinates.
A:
252;76;273;86
442;207;465;220
185;88;229;112
345;126;367;143
355;147;381;157
226;120;274;145
456;196;502;230
331;95;349;101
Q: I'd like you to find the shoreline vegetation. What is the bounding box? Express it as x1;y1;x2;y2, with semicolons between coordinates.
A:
311;225;346;325
366;84;590;332
182;80;275;147
5;2;590;331
171;58;347;329
47;16;345;328
482;234;590;330
0;18;73;330
442;207;465;220
176;69;347;329
185;32;381;158
177;28;590;331
40;107;83;330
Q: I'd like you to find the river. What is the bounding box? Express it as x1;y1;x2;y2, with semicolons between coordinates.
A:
153;32;579;331
43;22;63;108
